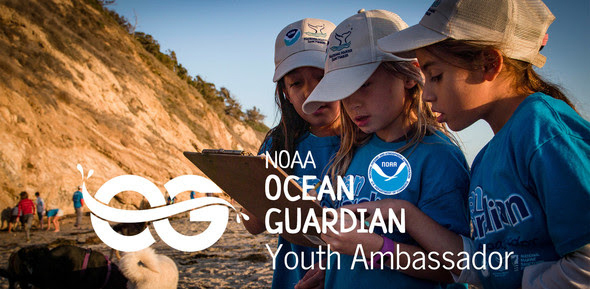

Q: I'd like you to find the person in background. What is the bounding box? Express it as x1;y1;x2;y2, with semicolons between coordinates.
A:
46;207;64;232
72;186;84;227
17;191;35;242
35;191;45;230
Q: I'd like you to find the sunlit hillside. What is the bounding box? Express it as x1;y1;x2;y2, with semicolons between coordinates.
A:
0;0;266;211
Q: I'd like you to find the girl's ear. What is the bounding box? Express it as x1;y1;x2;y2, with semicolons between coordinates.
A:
482;49;503;81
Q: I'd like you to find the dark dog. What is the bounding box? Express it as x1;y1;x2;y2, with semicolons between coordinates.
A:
0;245;49;289
112;222;148;236
1;207;11;230
0;244;128;289
110;222;148;260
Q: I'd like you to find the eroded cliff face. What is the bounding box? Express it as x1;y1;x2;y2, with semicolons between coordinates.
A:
0;0;265;212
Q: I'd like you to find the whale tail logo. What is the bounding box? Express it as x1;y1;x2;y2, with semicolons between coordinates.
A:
334;31;351;46
330;30;352;52
307;23;325;34
305;23;327;38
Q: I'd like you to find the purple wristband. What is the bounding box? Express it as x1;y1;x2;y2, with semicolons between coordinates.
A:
372;236;395;267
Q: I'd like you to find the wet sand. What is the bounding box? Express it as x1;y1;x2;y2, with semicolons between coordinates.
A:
0;209;277;289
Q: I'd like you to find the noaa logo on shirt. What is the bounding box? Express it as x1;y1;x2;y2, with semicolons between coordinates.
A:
284;28;301;46
368;151;411;195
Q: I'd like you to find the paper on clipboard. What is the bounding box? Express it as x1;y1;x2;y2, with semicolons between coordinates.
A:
183;150;325;248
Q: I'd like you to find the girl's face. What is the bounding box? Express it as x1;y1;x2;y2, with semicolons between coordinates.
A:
415;48;488;131
284;67;340;136
342;65;414;142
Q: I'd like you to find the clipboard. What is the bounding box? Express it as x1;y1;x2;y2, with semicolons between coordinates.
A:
183;150;326;248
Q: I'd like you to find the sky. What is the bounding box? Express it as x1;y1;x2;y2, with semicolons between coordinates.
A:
109;0;589;164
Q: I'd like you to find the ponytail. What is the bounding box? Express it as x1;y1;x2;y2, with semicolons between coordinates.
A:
508;59;575;110
426;39;576;111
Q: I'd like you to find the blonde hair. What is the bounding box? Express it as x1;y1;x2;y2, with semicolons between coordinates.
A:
330;61;454;178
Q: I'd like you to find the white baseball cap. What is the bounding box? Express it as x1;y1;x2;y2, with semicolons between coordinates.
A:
377;0;554;68
302;10;414;114
273;18;336;82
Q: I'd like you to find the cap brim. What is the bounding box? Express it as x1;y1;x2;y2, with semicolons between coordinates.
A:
273;50;326;82
302;62;380;114
378;24;448;57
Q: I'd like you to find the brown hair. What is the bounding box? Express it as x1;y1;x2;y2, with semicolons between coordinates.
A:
261;79;308;174
20;191;28;199
329;61;455;178
425;39;576;110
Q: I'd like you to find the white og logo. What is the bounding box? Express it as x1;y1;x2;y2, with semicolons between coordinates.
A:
78;165;246;252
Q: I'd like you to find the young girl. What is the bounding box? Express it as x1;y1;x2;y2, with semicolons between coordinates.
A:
46;207;64;232
355;0;590;288
17;191;35;242
300;9;470;288
35;191;44;230
241;18;341;289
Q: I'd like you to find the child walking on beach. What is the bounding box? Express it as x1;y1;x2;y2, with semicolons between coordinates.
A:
35;191;45;230
349;0;590;288
17;191;35;242
299;9;470;289
241;18;341;289
46;208;63;232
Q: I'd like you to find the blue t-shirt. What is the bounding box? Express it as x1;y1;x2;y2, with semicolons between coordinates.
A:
72;190;83;208
36;197;45;213
261;132;340;289
325;132;470;289
469;93;590;289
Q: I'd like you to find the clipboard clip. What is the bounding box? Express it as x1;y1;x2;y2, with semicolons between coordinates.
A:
201;149;248;156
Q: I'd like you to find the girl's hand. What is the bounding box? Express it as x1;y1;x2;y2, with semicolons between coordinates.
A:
294;258;327;289
321;211;383;256
306;188;321;206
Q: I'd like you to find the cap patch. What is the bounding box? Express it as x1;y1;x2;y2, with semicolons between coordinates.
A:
284;28;301;46
305;23;327;38
329;29;352;52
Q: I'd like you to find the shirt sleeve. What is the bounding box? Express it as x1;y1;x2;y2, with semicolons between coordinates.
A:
528;133;590;256
521;243;590;289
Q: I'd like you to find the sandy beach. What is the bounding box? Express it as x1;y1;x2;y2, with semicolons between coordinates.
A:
0;209;277;289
